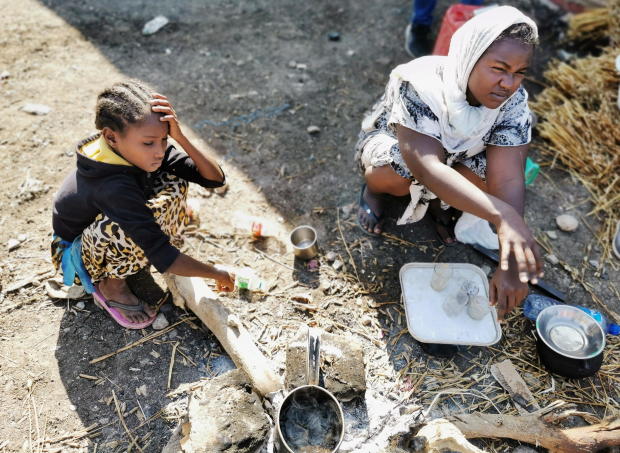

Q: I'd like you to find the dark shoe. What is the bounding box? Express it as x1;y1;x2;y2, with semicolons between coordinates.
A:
357;184;385;237
404;23;433;57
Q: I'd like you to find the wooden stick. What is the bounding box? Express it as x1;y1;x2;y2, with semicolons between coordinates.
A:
450;412;620;453
164;274;282;396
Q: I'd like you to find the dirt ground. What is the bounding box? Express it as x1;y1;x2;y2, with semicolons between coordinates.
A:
1;0;618;451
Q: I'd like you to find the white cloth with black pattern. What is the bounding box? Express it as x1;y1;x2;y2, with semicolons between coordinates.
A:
355;79;532;225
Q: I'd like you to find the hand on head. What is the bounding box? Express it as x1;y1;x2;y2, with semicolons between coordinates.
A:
150;93;183;142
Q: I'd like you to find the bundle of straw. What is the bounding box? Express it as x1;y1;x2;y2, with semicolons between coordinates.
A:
567;0;620;44
531;48;620;261
568;7;609;41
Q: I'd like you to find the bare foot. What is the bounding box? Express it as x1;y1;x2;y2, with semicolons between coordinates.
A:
358;185;385;235
97;278;156;323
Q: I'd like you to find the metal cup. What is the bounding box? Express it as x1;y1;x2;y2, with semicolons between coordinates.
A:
275;328;345;453
290;225;319;260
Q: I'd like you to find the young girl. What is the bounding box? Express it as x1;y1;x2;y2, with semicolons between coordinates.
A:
355;6;544;319
52;80;235;329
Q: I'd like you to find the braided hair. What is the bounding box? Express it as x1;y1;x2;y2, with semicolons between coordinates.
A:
495;23;539;47
95;79;155;133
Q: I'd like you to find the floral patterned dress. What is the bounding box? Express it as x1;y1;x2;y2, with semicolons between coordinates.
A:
355;78;532;225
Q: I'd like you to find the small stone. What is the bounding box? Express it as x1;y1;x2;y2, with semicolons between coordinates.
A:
142;15;169;35
546;254;559;265
589;259;599;268
165;48;172;55
17;234;27;242
149;350;160;359
545;230;558;240
346;49;355;57
152;313;169;330
69;404;76;411
361;316;373;326
0;71;9;80
287;60;297;68
136;384;148;397
306;125;321;135
332;259;344;271
295;63;307;70
7;238;20;251
21;103;51;115
341;202;354;218
556;214;579;232
327;31;341;41
75;301;85;310
325;251;337;262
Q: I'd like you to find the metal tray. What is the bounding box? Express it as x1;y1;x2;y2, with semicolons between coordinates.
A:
399;262;502;346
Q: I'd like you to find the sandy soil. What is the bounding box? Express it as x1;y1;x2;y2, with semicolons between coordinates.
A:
1;0;618;451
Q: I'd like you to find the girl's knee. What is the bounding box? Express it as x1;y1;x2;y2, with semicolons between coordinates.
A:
366;165;410;196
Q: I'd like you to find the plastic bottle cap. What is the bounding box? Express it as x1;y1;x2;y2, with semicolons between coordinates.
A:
608;323;620;336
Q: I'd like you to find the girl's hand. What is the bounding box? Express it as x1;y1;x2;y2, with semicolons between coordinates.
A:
214;269;235;292
489;266;528;320
496;209;543;284
150;94;184;142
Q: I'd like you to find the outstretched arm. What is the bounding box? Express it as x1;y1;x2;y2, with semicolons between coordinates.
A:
166;253;235;292
397;125;542;316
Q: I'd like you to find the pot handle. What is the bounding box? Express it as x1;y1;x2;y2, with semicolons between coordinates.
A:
307;327;321;386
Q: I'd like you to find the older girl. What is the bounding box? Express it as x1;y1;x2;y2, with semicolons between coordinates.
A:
356;6;543;318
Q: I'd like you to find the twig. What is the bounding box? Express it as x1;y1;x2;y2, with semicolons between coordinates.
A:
167;342;179;390
112;390;143;453
90;317;195;364
251;246;296;271
336;207;361;285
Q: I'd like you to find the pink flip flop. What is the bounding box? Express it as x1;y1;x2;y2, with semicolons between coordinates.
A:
92;287;156;329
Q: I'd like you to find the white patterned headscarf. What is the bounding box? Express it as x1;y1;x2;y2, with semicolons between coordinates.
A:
391;6;538;153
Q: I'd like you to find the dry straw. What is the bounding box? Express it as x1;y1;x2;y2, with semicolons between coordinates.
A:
531;34;619;261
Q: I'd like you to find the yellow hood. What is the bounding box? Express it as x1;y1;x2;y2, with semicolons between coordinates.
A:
79;135;132;167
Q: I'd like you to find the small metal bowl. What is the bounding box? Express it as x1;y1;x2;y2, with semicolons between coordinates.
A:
536;305;605;360
290;225;318;260
536;305;605;378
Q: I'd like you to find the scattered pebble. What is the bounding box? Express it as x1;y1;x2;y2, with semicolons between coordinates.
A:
589;259;599;268
546;254;559;265
152;312;169;330
287;60;297;68
328;31;341;41
149;350;160;359
17;234;27;242
341;202;354;218
21;103;51;115
545;230;558;240
136;384;148;397
332;259;344;271
0;71;9;80
361;316;373;326
7;238;20;251
306;125;321;135
75;301;85;310
325;251;337;262
346;49;356;57
556;214;579;232
142;15;169;35
295;63;307;70
69;404;76;411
